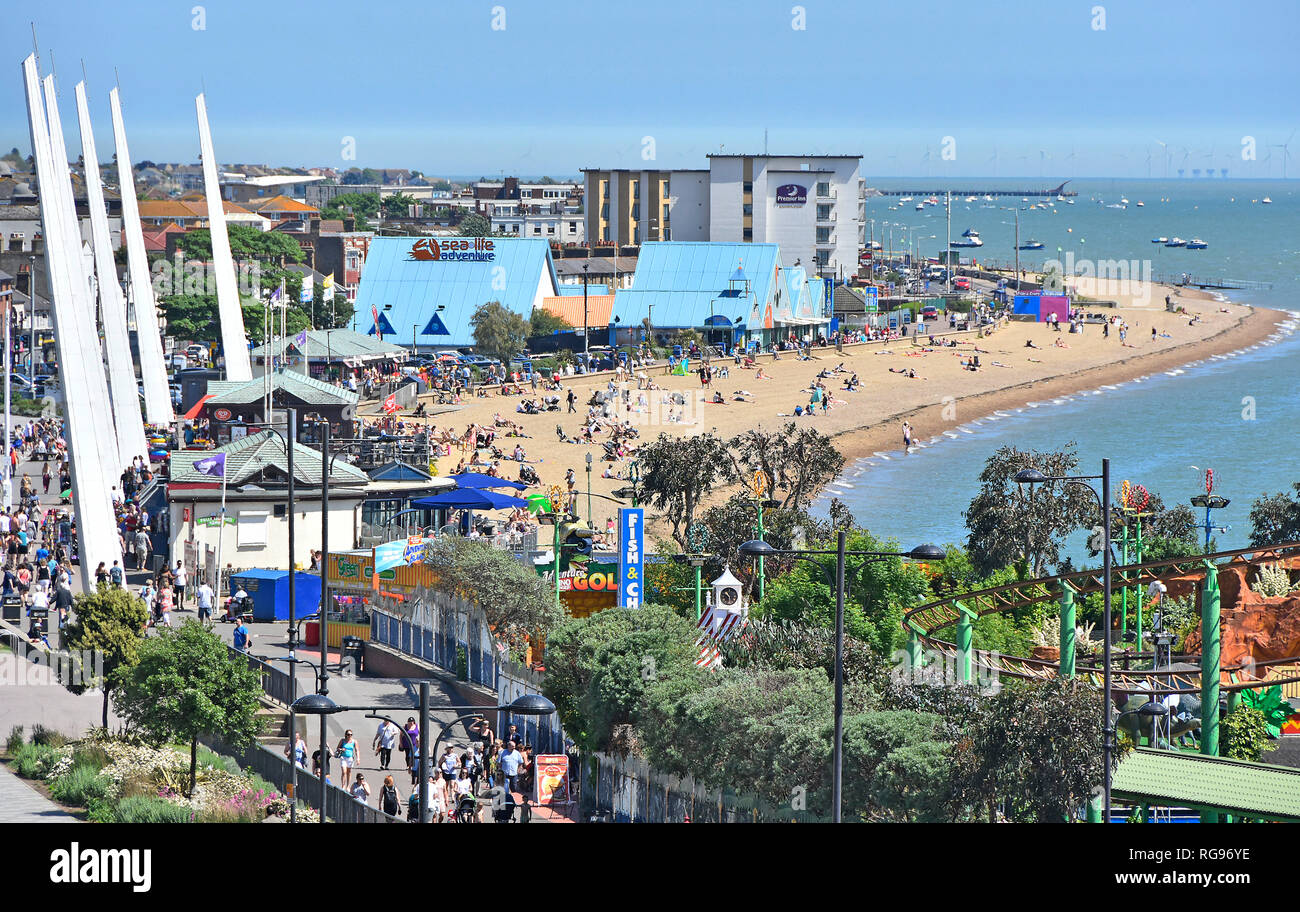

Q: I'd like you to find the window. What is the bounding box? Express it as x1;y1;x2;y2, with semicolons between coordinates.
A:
816;227;832;244
743;181;753;194
569;222;577;231
547;225;555;234
817;204;833;220
237;511;269;547
742;203;753;217
816;182;831;198
742;227;753;241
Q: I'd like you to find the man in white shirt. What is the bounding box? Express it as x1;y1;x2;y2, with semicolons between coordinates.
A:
195;580;215;624
372;720;399;771
172;560;188;608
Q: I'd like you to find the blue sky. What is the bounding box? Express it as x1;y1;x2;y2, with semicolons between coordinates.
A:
6;0;1298;178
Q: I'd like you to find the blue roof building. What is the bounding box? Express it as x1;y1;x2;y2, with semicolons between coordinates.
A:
610;242;830;347
354;236;558;350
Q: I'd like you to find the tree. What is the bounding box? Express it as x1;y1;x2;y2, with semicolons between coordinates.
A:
111;620;262;795
1249;483;1300;548
458;213;492;237
636;432;734;548
528;309;572;338
421;537;565;656
470;301;529;363
1222;705;1271;762
950;677;1109;822
381;192;419;219
963;443;1094;578
542;604;703;752
62;586;150;728
729;423;845;512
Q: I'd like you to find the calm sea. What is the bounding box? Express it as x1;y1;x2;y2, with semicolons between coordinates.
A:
818;178;1300;556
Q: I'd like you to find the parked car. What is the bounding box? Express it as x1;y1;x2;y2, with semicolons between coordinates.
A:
921;305;939;319
953;277;972;291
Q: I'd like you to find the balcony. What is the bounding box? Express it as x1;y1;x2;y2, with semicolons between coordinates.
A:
816;188;836;200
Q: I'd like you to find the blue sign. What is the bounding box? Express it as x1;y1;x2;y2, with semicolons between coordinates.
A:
618;508;644;609
863;286;879;313
423;312;450;336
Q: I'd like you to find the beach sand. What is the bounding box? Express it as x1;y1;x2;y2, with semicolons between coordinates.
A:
375;283;1279;539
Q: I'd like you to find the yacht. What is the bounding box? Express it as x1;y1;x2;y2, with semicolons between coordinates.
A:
915;203;925;210
1151;237;1168;243
1018;240;1045;250
951;229;984;248
961;227;980;238
1185;238;1209;249
1136;201;1145;207
1165;237;1187;247
1262;197;1273;204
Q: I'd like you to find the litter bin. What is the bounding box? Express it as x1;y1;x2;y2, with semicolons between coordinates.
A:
2;594;21;623
341;635;365;674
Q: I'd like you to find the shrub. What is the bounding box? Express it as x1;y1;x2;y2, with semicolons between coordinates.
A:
30;724;68;747
1222;705;1271;762
5;725;24;754
111;795;195;824
14;743;64;779
195;747;239;775
71;744;113;774
1250;563;1296;598
49;765;113;806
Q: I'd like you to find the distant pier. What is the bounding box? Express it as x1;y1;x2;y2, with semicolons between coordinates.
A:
868;181;1078;198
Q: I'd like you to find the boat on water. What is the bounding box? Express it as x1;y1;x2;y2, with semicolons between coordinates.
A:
915;203;925;210
1120;198;1130;205
961;227;979;237
1185;238;1208;249
1106;203;1127;209
900;196;914;202
1151;237;1168;243
1262;197;1273;204
1018;240;1045;250
1165;237;1187;247
951;229;984;248
1136;201;1145;207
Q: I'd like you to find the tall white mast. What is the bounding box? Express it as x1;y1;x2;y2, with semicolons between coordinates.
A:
109;86;173;425
43;73;122;483
75;81;147;468
23;55;123;590
196;93;251;381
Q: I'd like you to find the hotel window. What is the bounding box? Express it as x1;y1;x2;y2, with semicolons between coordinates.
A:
817;204;832;220
743;181;753;194
547;226;555;234
816;227;832;244
743;227;753;241
742;203;753;217
816;182;831;197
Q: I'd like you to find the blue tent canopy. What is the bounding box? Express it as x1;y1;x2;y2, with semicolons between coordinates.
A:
411;489;527;511
446;472;527;491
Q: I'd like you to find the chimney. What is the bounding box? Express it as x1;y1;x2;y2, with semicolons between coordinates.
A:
310;217;321;235
343;216;356;232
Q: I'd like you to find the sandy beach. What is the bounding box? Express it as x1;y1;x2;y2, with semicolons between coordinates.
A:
376;281;1279;538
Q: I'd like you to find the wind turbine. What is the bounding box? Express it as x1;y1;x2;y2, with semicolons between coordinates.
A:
1273;130;1295;179
1038;149;1051;178
1145;149;1153;179
987;145;1000;177
1154;140;1170;178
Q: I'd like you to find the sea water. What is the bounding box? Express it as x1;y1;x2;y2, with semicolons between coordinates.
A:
819;178;1300;557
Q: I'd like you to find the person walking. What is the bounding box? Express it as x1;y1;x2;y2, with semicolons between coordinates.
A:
379;775;402;820
195;579;215;626
373;719;398;771
336;730;359;783
133;528;150;572
172;560;188;609
499;740;524;795
350;772;371;806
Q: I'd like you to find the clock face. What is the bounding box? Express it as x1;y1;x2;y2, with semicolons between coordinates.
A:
719;587;739;606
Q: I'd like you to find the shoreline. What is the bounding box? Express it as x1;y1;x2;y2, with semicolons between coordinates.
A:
825;304;1283;464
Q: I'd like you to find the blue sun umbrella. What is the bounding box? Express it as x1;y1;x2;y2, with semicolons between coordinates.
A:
411;489;528;511
445;472;527;491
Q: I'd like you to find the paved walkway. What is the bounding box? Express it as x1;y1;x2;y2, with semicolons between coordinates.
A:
0;759;79;822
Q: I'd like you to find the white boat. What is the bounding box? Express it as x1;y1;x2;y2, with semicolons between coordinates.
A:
1151;237;1168;243
961;227;980;238
1185;238;1208;249
915;203;925;210
1136;201;1145;207
1165;237;1187;247
1106;203;1127;209
1262;197;1273;204
1120;198;1130;204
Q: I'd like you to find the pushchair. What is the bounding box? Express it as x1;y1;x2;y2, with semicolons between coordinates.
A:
453;793;479;823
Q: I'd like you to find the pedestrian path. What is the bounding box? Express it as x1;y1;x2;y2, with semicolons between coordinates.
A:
0;760;79;822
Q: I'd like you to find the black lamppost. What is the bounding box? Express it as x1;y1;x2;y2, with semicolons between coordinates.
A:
1015;458;1113;822
582;263;590;362
736;533;944;822
291;690;555;823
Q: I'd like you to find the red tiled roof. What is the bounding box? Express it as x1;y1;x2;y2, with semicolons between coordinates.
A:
537;294;615;328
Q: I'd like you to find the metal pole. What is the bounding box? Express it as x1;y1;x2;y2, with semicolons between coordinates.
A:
1101;458;1113;823
756;501;766;603
694;561;702;623
583;265;589;361
553;518;561;607
832;529;846;823
286;408;297;823
318;712;327;824
320;419;330;696
1059;582;1076;678
1119;523;1129;642
418;681;431;823
1134;514;1144;653
4;304;10;511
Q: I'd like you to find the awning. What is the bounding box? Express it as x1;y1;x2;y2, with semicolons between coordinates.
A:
411;489;528;511
182;393;215;421
446;472;527;491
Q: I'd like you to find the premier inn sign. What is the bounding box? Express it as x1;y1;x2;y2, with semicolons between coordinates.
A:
775;183;808;206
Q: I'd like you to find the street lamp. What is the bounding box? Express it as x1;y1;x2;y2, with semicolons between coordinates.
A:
582;263;590;362
585;452;593;522
1015;459;1114;822
736;533;944;822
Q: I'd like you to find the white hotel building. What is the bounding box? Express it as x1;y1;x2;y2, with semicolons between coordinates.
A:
583;154;863;278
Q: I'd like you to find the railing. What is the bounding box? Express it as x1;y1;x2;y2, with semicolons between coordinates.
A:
203;734;403;823
229;646;297;707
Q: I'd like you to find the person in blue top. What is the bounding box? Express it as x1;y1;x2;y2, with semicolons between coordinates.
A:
233;619;251;652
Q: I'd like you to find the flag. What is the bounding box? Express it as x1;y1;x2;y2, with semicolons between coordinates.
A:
372;304;382;340
322;274;334;290
294;330;308;348
382;394;399;414
299;273;314;303
271;287;283;304
193;453;226;479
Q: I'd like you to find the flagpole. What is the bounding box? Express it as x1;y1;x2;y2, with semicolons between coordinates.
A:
214;462;227;602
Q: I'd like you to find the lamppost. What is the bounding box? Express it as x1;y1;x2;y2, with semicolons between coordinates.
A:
582;263;590;363
291;689;555;822
584;452;593;522
736;533;944;822
1015;459;1113;822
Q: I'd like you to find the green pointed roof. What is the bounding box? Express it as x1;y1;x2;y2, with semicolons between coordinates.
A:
204;370;360;408
1114;748;1300;821
249;328;409;364
169;431;369;487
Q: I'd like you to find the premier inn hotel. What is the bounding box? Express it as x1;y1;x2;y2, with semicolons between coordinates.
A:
354;236;558;351
583;154;863;280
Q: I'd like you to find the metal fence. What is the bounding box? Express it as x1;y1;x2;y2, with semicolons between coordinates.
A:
580;752;830;823
369;594;566;755
228;646;296;707
203;735;404;824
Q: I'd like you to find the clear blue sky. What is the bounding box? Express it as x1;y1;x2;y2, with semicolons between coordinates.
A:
7;0;1298;179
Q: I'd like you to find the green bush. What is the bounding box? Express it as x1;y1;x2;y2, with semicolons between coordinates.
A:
86;798;117;824
49;765;112;806
30;724;68;747
71;744;112;774
14;743;62;779
111;795;195;824
1222;705;1271;762
5;725;24;754
195;747;239;775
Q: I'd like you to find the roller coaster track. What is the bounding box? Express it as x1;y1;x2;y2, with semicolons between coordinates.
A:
901;541;1300;696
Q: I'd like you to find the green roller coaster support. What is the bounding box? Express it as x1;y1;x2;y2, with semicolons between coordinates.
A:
1200;561;1221;823
955;601;973;684
1059;582;1076;678
1134;518;1145;653
1119;525;1129;643
1087;794;1102;823
907;629;922;676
